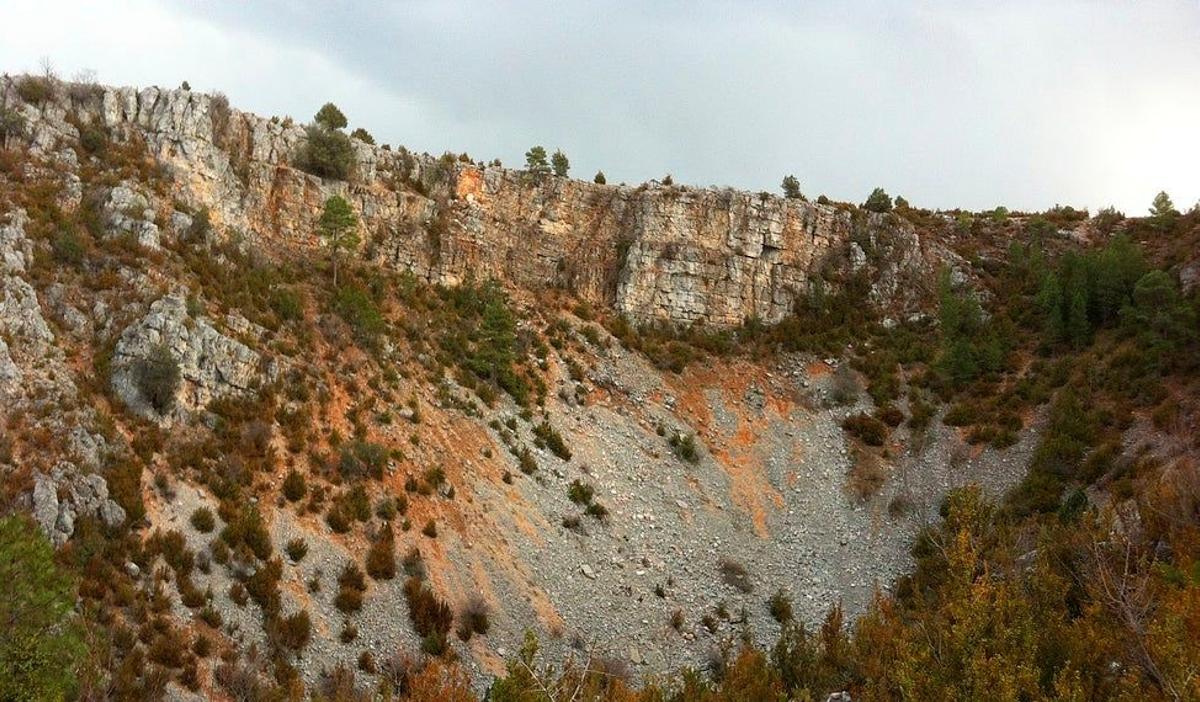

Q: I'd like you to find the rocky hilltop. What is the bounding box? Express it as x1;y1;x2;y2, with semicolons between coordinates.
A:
12;80;935;328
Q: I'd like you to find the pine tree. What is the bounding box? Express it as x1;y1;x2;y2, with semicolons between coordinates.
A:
550;149;569;177
1036;271;1065;344
1149;191;1178;231
471;282;516;383
1067;285;1090;348
524;146;550;176
593;170;606;184
298;103;354;179
314;102;348;130
781;175;802;199
863;187;893;213
318;195;359;286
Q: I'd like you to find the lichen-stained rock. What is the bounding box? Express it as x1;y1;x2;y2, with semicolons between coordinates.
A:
32;461;127;547
111;294;267;420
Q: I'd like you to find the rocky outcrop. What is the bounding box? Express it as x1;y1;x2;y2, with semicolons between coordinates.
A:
100;181;162;249
32;462;126;546
0;210;34;273
0;211;55;404
8;77;937;328
111;294;268;420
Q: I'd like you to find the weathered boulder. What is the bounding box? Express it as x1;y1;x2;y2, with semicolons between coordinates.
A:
111;294;267;420
32;461;126;547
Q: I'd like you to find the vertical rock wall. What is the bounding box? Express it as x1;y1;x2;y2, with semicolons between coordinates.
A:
14;80;933;327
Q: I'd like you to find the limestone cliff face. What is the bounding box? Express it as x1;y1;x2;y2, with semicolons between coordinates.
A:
11;80;934;326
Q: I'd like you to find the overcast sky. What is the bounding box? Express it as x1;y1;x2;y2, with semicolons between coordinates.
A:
2;0;1197;213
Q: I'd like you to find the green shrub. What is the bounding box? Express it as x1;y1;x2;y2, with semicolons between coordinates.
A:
533;421;571;461
0;516;84;700
52;227;86;266
190;507;215;534
78;122;108;155
0;106;26;143
133;345;181;415
334;286;385;344
244;558;283;616
517;447;537;474
270;288;304;322
338;439;387;481
296;123;354;180
220;505;272;561
668;432;699;463
282;470;307;502
16;75;56;104
402;547;426;579
456;596;491;641
567;480;594;505
285;538;308;563
768;588;794;623
326;507;350;534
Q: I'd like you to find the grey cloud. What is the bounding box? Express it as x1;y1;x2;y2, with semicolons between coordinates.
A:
13;0;1200;212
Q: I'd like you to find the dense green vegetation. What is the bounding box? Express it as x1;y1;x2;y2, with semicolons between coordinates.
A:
296;103;355;180
0;516;84;701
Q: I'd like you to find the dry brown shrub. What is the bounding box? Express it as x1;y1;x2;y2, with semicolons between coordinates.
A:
847;447;888;502
404;659;474;702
